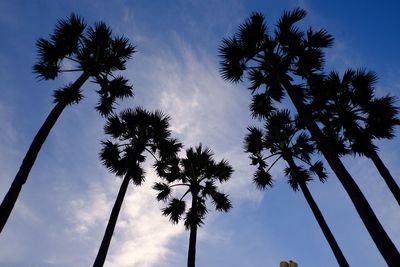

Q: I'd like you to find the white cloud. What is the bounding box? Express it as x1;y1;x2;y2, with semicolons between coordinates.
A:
67;178;115;235
65;169;183;267
135;36;262;204
106;172;184;267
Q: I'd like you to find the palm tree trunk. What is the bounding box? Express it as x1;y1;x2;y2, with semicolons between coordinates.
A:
285;156;349;267
187;196;198;267
93;174;130;267
0;73;89;233
368;149;400;206
286;86;400;266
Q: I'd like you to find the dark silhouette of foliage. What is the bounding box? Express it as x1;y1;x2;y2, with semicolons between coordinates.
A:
0;14;135;233
309;70;400;205
93;107;181;267
219;8;400;265
245;110;349;266
153;144;233;267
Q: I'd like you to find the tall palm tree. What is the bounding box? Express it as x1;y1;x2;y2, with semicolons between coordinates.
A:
0;14;135;233
245;110;349;267
309;70;400;205
153;144;233;267
219;8;400;265
93;107;182;267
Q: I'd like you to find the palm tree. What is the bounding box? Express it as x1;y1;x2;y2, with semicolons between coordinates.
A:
245;110;349;267
0;14;135;233
153;144;233;267
309;70;400;205
93;107;182;267
219;8;400;265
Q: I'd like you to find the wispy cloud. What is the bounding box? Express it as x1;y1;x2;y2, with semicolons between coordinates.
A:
63;169;183;267
135;36;262;202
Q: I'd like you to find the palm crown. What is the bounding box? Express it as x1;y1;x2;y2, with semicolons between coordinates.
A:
219;8;333;118
309;69;400;156
153;144;233;229
100;107;182;184
34;13;135;116
245;110;326;191
0;14;136;234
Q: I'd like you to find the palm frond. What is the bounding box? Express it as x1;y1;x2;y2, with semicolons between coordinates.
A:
104;114;125;139
128;163;146;185
253;168;273;190
157;138;182;160
306;28;334;48
249;93;276;119
51;13;86;58
53;84;83;105
33;38;60;80
292;132;314;161
237;12;266;55
33;61;60;80
111;36;136;61
218;37;246;82
210;191;232;212
284;165;310;191
153;182;171;201
244;127;264;154
202;181;217;198
214;159;233;182
351;69;376;107
95;76;133;116
308;160;327;182
99;140;123;175
184;199;207;229
366;95;400;139
162;198;186;224
277;8;307;30
33;14;86;80
296;48;325;74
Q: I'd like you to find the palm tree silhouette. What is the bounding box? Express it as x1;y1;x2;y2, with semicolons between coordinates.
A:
219;8;400;265
0;14;135;233
93;107;181;267
153;144;233;267
245;110;349;267
310;70;400;205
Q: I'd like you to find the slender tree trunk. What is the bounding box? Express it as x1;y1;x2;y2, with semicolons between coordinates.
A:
368;149;400;206
93;174;130;267
286;86;400;266
0;73;89;233
187;196;198;267
285;156;349;267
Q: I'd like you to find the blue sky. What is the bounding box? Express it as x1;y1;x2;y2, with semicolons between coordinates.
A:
0;0;400;266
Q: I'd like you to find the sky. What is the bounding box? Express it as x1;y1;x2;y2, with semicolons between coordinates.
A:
0;0;400;266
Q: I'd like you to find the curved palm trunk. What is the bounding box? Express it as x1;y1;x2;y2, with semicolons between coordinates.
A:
285;156;349;267
286;86;400;266
93;174;130;267
368;149;400;206
187;196;198;267
0;73;89;233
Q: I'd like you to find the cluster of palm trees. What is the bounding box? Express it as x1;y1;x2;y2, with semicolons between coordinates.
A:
1;8;399;267
219;8;400;267
0;14;232;267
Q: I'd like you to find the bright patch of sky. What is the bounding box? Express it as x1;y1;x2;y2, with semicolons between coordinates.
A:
0;0;399;266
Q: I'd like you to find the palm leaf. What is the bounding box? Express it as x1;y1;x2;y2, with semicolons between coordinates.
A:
163;198;186;224
153;182;171;201
253;168;273;189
